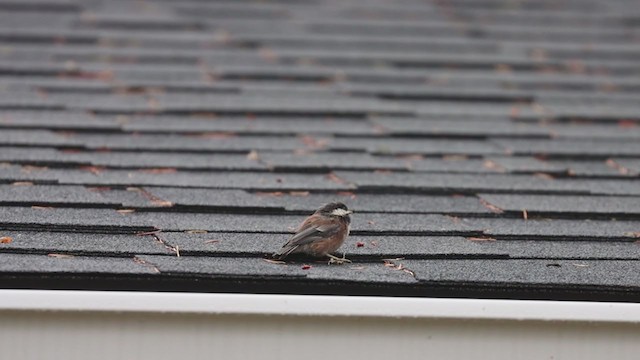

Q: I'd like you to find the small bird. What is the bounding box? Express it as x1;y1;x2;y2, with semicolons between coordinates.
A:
273;202;353;264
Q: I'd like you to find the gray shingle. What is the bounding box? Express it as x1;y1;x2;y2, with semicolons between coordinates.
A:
0;147;89;166
0;207;469;234
335;171;590;194
531;43;640;61
351;213;469;235
78;152;267;171
484;240;640;260
153;94;410;115
0;27;95;44
0;253;156;274
78;14;205;31
550;124;640;140
268;193;490;215
0;77;113;93
59;92;411;115
121;116;376;135
0;62;71;76
534;92;640;107
494;139;640;157
0;167;353;191
59;170;352;191
330;138;504;155
0;184;120;207
46;93;151;112
302;20;459;38
550;160;627;177
241;33;495;54
141;187;285;212
518;103;640;121
260;152;409;171
44;46;252;65
92;187;161;209
158;232;505;258
157;231;284;255
174;3;289;20
0;164;61;183
612;159;640;176
273;46;638;74
480;23;634;43
403;259;640;288
76;134;310;152
0;0;638;300
479;194;640;215
142;188;489;214
261;151;500;174
407;158;494;173
574;179;640;196
0;111;119;131
137;255;417;284
0;207;156;233
405;102;518;118
0;0;79;11
488;156;567;174
0;231;170;255
0;129;83;147
373;118;551;138
209;64;336;82
350;86;532;103
462;218;640;240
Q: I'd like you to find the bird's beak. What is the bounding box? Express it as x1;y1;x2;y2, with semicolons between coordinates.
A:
346;210;354;214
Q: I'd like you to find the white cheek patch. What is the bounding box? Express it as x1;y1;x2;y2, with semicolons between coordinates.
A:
331;208;350;216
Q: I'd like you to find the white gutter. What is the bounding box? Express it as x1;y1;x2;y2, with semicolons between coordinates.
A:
2;290;640;360
0;290;640;360
0;290;639;323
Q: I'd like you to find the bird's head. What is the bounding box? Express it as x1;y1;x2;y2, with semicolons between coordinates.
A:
317;202;353;218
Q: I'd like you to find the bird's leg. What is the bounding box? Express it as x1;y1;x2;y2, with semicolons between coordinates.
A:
327;253;351;265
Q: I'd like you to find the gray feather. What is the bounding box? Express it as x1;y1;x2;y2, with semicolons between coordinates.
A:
272;223;340;259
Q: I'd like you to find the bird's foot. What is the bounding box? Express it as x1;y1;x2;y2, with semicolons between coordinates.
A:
327;253;351;265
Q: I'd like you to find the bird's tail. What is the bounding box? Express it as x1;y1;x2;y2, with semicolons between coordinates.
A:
272;245;298;260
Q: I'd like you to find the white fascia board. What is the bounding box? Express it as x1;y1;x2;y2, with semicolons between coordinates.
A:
0;289;639;323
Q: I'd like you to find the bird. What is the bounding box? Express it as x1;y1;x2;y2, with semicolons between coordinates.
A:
273;202;353;264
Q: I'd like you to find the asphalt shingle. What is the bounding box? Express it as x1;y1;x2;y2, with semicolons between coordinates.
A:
158;232;506;258
0;168;352;191
335;171;590;194
494;139;640;158
121;116;376;136
612;159;640;176
0;253;156;274
462;218;640;240
373;118;551;138
0;110;119;130
0;0;638;300
0;148;264;171
488;156;567;175
479;194;640;216
0;207;469;235
76;133;311;152
0;230;170;255
0;184;119;207
138;255;418;284
260;152;409;172
403;259;640;289
329;138;505;155
0;129;83;147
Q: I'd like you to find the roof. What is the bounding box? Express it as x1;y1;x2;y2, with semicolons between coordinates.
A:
0;0;639;302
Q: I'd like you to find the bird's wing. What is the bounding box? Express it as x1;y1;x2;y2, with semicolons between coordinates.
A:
272;216;342;259
287;222;340;246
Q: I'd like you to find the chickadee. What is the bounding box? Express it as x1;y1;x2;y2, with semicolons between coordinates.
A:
273;202;353;264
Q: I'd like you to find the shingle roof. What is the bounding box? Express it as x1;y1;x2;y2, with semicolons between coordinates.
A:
1;0;640;301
